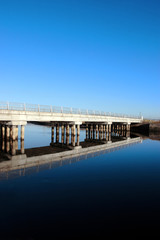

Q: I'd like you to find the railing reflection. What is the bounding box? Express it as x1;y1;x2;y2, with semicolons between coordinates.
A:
0;129;142;181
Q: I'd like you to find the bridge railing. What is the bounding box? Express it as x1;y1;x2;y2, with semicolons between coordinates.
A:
0;101;142;119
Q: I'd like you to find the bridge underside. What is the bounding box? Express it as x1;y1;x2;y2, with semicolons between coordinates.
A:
0;108;142;156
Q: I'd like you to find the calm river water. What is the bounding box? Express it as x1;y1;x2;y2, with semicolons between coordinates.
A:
0;124;160;238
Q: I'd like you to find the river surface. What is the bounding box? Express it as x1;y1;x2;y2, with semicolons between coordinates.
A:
0;124;160;238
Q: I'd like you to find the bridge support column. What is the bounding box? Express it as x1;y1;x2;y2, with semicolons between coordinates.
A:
21;125;25;140
66;124;69;145
10;125;16;141
10;126;12;140
61;124;64;144
56;124;59;143
126;131;130;139
90;124;93;139
21;139;25;154
108;132;112;142
99;125;101;140
11;126;16;141
11;141;16;156
6;126;10;140
2;138;5;151
71;124;76;147
88;124;90;139
108;123;112;133
126;123;130;131
103;125;106;139
105;124;108;134
76;124;80;146
6;139;10;153
86;124;88;139
77;124;80;136
96;125;98;139
2;125;5;139
51;125;54;143
15;126;18;140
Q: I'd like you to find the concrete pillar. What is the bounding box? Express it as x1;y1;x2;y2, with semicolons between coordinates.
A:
11;141;16;156
108;132;111;142
77;125;80;146
61;124;64;144
56;124;59;143
2;125;5;139
112;125;115;132
21;125;25;140
109;124;112;133
71;124;76;146
106;124;108;133
71;135;75;147
2;138;5;151
127;123;130;131
101;124;103;139
72;124;76;136
86;124;88;139
90;124;93;139
122;130;125;137
103;125;106;139
66;124;69;145
93;125;95;139
15;126;18;140
6;126;10;140
77;124;80;136
88;125;91;139
96;124;98;139
6;140;10;153
117;125;119;131
12;126;16;141
126;131;130;139
122;125;124;131
99;125;101;140
77;134;80;146
10;126;13;139
21;139;25;154
15;139;18;150
51;125;54;143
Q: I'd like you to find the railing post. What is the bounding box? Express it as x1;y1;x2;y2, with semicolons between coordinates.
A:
24;103;26;111
61;107;63;113
50;106;52;113
7;102;9;110
70;107;72;114
38;104;40;112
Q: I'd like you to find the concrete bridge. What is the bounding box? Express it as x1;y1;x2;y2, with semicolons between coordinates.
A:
0;102;142;143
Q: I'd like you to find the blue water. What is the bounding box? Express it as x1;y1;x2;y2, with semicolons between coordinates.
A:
0;124;160;238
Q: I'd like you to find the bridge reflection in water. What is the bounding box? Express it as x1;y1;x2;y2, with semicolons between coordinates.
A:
0;128;142;180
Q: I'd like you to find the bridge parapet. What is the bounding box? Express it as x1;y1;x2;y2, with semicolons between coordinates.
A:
0;101;142;120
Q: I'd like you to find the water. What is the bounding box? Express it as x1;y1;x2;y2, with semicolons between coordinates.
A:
0;124;160;238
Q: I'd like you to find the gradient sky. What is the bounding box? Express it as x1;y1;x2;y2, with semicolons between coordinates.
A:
0;0;159;118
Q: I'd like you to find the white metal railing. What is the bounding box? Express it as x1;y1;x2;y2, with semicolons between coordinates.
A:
0;101;142;119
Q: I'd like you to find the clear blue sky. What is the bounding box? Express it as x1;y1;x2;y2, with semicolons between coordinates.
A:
0;0;159;118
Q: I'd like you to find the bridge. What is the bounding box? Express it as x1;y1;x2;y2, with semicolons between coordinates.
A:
0;101;143;145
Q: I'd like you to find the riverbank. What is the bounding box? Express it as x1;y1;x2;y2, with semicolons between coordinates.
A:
131;121;160;134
